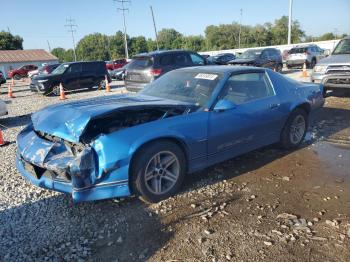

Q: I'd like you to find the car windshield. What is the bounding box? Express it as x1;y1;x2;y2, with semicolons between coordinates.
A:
140;70;223;107
51;64;69;75
289;47;307;54
128;57;153;69
332;39;350;55
240;50;262;59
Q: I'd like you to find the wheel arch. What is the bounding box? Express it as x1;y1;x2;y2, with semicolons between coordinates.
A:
128;136;189;193
293;102;311;115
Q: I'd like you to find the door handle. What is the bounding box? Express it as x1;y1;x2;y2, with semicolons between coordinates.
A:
269;103;280;109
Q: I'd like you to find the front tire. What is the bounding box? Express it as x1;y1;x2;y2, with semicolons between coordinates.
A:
132;141;186;203
280;109;308;149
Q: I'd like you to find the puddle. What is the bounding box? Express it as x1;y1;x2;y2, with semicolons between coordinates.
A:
311;141;350;182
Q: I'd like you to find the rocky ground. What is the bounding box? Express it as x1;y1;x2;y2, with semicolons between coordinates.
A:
0;74;349;262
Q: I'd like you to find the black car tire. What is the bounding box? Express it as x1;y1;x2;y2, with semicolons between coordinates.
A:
45;84;60;96
308;58;316;69
98;79;106;90
280;108;308;149
131;141;186;203
13;74;21;80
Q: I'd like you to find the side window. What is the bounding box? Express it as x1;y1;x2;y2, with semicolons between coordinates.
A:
221;73;275;105
69;63;82;73
159;54;174;66
190;53;205;65
174;53;190;66
261;51;269;59
82;63;97;72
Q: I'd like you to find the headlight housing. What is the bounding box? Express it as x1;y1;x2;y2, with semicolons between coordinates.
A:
37;79;48;83
313;65;327;73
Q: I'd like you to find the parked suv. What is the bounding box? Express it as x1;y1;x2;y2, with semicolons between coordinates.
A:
30;61;110;96
207;53;236;65
228;48;283;72
7;64;38;79
0;70;6;85
286;45;325;69
124;50;207;92
311;36;350;94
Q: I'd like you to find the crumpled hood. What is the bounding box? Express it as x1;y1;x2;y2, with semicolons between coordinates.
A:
318;54;350;65
229;58;255;64
31;94;192;143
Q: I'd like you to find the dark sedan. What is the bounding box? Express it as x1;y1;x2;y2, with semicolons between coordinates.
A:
229;48;283;72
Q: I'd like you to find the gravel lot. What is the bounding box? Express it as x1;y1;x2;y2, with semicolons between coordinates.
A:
0;73;349;262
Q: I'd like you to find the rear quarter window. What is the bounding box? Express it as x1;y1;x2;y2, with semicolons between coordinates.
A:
128;57;153;69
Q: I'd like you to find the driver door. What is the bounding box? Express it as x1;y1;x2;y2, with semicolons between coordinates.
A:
207;72;282;165
63;63;81;90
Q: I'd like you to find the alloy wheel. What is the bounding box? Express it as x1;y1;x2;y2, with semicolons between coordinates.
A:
290;115;306;144
144;151;180;195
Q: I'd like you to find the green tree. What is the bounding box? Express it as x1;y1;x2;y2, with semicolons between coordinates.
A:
109;31;128;59
51;47;66;62
76;33;110;61
182;35;205;51
63;49;75;62
130;36;148;56
157;29;184;49
0;31;23;50
205;23;240;50
146;38;158;52
270;16;305;45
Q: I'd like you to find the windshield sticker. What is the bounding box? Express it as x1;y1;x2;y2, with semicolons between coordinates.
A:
195;73;218;80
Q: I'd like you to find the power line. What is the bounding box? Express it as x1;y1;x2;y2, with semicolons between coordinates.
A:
114;0;130;60
65;17;78;61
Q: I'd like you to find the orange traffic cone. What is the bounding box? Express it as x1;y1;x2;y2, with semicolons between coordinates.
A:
302;63;308;77
11;78;15;86
59;83;66;100
105;75;111;92
8;84;15;98
0;129;8;147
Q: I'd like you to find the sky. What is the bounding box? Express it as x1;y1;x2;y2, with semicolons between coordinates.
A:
1;0;350;51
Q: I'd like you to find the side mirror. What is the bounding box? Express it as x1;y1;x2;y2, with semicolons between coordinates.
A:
213;99;236;112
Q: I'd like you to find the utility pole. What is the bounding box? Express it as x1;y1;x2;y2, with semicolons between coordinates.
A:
238;8;243;49
114;0;130;60
288;0;293;45
47;40;51;53
65;17;78;61
150;5;159;51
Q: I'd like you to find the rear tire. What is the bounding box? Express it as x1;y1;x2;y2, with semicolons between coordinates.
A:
13;74;21;80
280;109;308;149
98;79;106;90
131;141;186;203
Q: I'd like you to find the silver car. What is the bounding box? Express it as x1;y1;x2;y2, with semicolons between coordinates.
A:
311;36;350;93
286;44;326;69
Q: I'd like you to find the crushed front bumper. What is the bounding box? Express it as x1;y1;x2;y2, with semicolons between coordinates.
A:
16;124;131;202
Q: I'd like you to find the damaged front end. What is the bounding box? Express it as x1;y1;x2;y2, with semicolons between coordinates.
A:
16;124;130;202
16;95;196;202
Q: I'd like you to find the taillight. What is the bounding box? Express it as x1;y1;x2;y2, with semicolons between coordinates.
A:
150;69;162;76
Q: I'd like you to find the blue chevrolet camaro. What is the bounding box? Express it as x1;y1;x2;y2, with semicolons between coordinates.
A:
16;66;324;203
